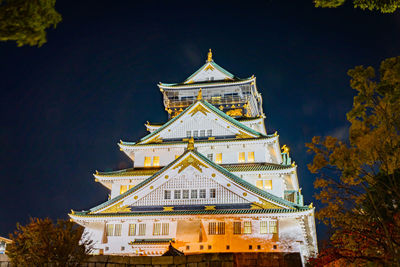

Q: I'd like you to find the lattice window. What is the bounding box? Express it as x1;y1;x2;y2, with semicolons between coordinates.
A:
207;129;212;136
233;222;241;234
128;224;136;236
174;190;181;199
120;185;127;195
210;189;216;198
153;223;161;235
153;156;160;167
186;131;191;137
248;152;255;162
193;130;198;138
106;224;114;236
182;190;189;199
218;222;225;235
260;221;268;234
209;222;216;235
191;189;198;199
239;152;245;163
207;154;213;161
200;130;205;137
164;190;171;199
144;157;151;167
162;223;169;235
243;221;252;234
138;224;146;236
199;189;206;198
215;153;222;164
269;221;277;233
114;224;122;236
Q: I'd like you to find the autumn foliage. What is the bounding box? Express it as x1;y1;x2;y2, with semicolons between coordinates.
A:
6;218;93;266
307;57;400;266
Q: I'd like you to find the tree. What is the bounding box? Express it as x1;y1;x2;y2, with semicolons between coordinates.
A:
307;56;400;266
314;0;400;13
0;0;62;47
6;218;93;266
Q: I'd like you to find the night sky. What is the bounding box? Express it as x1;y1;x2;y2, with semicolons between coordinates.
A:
1;0;399;243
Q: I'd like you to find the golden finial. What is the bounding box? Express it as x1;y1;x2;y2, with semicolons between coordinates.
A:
309;202;314;208
207;49;213;62
70;209;75;215
187;137;195;150
197;88;203;100
281;144;290;156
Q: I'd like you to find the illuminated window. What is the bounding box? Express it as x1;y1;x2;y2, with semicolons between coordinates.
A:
114;224;122;236
120;185;127;195
243;221;252;234
233;222;241;234
207;129;212;136
193;130;198;138
174;190;181;199
264;180;272;190
164;190;171;199
106;224;114;236
153;156;160;167
248;152;255;162
215;153;222;164
269;221;277;234
199;189;206;198
128;185;134;190
256;180;263;189
182;190;189;199
138;224;146;236
269;221;278;234
153;223;161;235
191;189;197;199
209;222;216;235
144;157;151;167
239;152;245;163
207;154;213;161
218;222;225;235
186;131;191;137
162;223;169;235
260;221;268;234
128;224;136;236
200;130;205;137
175;155;180;159
210;189;216;198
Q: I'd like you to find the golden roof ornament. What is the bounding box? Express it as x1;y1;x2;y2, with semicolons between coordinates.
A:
281;144;290;157
197;88;203;100
207;49;213;62
187;137;195;150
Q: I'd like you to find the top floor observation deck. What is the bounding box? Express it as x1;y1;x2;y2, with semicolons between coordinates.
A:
158;50;264;119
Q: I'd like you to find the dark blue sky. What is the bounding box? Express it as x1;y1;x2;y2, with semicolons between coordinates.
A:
1;0;399;242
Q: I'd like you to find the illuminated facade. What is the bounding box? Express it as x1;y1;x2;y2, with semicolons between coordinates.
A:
69;50;317;262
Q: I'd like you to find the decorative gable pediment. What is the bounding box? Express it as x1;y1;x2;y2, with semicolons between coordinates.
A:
91;150;295;214
184;62;234;84
138;100;260;144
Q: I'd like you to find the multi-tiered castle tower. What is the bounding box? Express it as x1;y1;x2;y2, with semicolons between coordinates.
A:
69;50;317;262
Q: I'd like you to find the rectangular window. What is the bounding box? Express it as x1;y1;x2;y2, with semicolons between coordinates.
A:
175;155;180;159
128;185;134;190
138;223;146;236
162;223;169;235
260;221;268;234
153;223;161;236
243;221;252;234
239;152;245;163
209;222;217;235
120;185;127;195
191;189;197;199
218;222;225;235
200;130;205;137
269;221;277;234
174;190;181;199
106;224;114;236
210;189;216;198
264;180;272;190
248;152;255;162
193;130;198;138
182;190;189;199
207;129;212;136
207;154;213;161
153;156;160;167
199;189;206;198
233;222;241;235
164;190;171;199
215;153;222;164
144;157;151;167
256;180;263;189
128;224;136;236
114;224;122;236
186;131;191;137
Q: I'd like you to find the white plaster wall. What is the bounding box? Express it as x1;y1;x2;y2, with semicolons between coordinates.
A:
191;64;229;82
